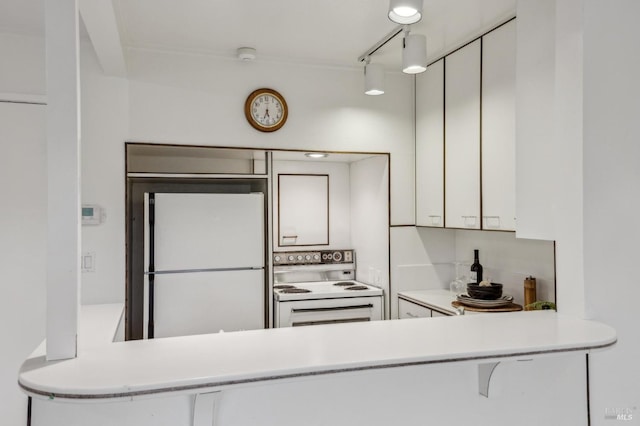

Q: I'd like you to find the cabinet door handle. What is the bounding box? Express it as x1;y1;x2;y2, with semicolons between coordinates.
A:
482;216;501;229
428;215;442;226
292;304;374;314
462;215;478;227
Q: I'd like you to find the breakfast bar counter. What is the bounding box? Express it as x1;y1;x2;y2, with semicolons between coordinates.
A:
19;304;616;402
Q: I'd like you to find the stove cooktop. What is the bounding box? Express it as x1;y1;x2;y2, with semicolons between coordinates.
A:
273;280;383;301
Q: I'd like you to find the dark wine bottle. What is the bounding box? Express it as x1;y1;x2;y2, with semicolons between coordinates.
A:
470;249;483;283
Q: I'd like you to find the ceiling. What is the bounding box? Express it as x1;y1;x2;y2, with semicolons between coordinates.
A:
0;0;516;70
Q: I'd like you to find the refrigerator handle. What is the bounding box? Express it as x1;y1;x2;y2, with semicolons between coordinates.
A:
148;194;155;339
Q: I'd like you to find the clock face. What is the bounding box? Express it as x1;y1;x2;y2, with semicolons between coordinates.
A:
244;89;288;132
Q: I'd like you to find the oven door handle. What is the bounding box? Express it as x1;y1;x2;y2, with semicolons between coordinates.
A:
291;304;374;314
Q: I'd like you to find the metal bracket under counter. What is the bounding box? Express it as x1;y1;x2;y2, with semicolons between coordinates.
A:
478;362;500;398
193;391;220;426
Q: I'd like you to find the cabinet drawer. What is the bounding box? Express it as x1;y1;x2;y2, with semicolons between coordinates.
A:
398;298;431;319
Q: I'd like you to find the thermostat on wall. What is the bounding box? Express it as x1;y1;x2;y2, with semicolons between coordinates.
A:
82;204;104;225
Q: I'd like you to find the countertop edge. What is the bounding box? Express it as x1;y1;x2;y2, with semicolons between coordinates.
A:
18;338;616;401
19;306;617;402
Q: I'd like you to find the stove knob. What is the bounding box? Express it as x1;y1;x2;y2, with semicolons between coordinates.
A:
287;255;295;262
296;255;303;261
305;254;311;261
313;254;321;261
332;251;343;262
274;255;281;262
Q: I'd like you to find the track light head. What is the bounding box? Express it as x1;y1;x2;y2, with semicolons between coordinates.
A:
402;33;427;74
364;62;385;96
388;0;423;24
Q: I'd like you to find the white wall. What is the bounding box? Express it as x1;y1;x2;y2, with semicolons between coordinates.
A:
0;32;47;426
124;48;415;225
0;102;47;426
389;227;456;318
350;155;390;316
582;0;640;423
515;0;640;421
0;33;46;96
79;40;129;304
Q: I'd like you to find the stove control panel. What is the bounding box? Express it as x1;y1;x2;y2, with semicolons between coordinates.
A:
273;249;354;266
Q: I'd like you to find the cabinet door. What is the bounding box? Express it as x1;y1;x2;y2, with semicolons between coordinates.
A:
398;298;432;319
278;174;329;246
482;20;516;231
445;40;481;229
416;59;445;227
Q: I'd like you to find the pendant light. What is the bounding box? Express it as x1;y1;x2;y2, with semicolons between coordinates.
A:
388;0;423;24
402;33;427;74
364;62;385;95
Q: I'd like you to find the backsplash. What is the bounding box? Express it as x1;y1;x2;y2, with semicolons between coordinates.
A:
390;227;555;317
453;230;555;306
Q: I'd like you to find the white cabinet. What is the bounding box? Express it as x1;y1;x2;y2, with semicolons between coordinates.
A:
398;297;453;319
278;174;329;246
398;298;432;319
415;22;517;232
416;59;445;227
444;40;481;229
481;20;517;231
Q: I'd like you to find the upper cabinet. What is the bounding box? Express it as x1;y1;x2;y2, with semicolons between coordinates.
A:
416;59;444;227
445;39;482;230
481;20;516;231
278;174;329;247
415;19;516;232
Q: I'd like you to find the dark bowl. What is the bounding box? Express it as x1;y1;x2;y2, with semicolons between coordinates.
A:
467;283;503;300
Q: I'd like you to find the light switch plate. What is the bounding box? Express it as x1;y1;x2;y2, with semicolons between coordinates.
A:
81;252;95;273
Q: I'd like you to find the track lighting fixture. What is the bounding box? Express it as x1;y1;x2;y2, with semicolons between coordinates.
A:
402;33;427;74
364;61;385;96
388;0;423;24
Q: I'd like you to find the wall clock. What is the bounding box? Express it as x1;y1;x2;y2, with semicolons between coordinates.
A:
244;88;288;132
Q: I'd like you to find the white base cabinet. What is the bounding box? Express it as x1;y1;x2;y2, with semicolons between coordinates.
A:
398;297;452;319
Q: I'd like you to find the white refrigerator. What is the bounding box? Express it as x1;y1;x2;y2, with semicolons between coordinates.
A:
144;192;265;339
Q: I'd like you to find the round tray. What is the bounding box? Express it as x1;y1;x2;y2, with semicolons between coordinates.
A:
451;300;523;313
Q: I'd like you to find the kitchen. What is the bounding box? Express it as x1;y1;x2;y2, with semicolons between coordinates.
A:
2;1;639;426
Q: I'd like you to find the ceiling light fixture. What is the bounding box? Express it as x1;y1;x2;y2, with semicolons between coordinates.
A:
402;32;427;74
305;153;329;159
237;47;256;61
364;61;385;96
388;0;423;24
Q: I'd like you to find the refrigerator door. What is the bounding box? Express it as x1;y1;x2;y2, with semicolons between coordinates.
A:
153;269;264;338
153;193;264;271
144;192;265;338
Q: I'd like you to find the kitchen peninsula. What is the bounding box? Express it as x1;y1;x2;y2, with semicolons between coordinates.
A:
20;304;616;426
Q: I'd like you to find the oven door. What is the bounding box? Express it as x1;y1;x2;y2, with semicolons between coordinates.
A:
275;296;383;328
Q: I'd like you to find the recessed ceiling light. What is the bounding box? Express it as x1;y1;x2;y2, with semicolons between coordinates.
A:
305;153;329;158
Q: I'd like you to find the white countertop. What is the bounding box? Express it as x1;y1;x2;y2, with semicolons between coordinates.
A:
398;289;459;314
19;304;616;401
